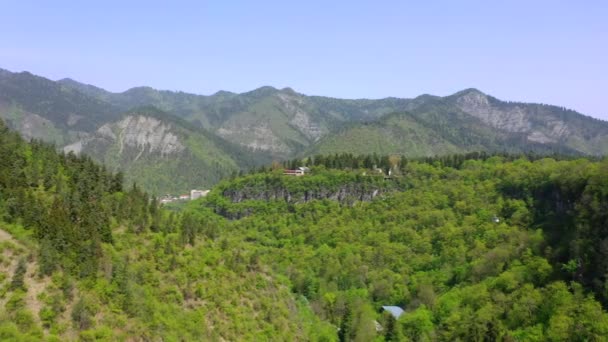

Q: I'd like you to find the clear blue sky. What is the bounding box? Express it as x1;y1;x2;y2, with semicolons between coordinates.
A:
2;1;607;119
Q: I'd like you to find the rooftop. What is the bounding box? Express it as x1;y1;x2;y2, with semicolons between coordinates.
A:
381;306;404;319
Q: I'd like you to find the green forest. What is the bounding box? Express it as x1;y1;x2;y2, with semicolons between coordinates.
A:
2;118;608;341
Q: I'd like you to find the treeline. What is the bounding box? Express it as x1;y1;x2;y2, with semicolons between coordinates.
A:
0;119;156;277
257;151;587;174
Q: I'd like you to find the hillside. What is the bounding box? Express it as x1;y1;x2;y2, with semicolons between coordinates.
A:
311;90;608;157
309;113;462;157
196;155;608;340
0;70;269;193
0;69;119;146
62;107;244;194
3;67;608;195
3;120;608;340
58;76;608;158
56;79;414;158
0;120;325;340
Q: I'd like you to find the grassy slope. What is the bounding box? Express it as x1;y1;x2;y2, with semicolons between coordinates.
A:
310;113;461;157
0;104;68;146
309;101;587;158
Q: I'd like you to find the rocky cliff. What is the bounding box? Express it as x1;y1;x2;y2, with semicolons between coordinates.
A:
64;115;186;158
62;111;240;194
222;183;384;204
450;89;608;154
206;171;404;219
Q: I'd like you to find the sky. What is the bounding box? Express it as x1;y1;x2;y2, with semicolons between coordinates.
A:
1;0;607;119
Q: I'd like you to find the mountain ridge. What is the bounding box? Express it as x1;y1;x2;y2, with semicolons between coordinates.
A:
2;66;608;193
1;67;603;122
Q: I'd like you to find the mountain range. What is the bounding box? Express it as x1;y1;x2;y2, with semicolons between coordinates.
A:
1;67;607;193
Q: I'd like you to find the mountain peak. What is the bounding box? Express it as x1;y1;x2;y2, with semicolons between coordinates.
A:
280;87;298;95
125;86;156;92
57;77;93;88
452;88;486;97
212;90;236;97
245;86;279;97
448;88;491;108
58;77;79;84
57;77;90;89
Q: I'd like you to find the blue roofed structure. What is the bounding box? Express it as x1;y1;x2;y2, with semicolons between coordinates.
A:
381;306;404;319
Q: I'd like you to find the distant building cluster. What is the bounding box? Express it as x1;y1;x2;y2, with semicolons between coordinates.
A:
190;189;209;200
283;166;309;176
159;189;209;204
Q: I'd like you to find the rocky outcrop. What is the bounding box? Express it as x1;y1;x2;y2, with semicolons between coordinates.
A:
111;115;184;156
276;92;324;141
215;184;386;220
208;168;402;219
217;120;291;155
223;184;383;205
454;89;570;144
455;91;531;133
65;115;185;158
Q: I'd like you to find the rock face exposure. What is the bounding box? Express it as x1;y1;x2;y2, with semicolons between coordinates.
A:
222;184;383;205
455;90;532;133
65;115;185;160
208;171;401;219
452;89;582;146
216;183;387;219
59;112;240;193
106;115;185;156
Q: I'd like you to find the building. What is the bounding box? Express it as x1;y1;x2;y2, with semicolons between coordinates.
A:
283;167;310;176
159;194;178;204
380;306;404;319
179;194;190;200
283;169;305;176
190;189;210;200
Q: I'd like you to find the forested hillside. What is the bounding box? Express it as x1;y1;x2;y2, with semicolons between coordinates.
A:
62;107;267;194
0;70;271;193
2;120;608;340
200;154;608;340
309;92;602;157
0;120;323;340
3;68;608;196
56;75;608;158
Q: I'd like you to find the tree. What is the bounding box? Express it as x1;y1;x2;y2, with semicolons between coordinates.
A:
10;258;27;291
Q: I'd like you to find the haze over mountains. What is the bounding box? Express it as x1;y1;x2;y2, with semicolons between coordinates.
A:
1;67;607;193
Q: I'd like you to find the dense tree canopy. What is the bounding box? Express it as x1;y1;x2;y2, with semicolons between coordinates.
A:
203;154;608;340
2;118;608;340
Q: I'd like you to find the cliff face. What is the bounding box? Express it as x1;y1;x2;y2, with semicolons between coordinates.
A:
222;184;383;204
451;89;608;154
455;90;532;134
215;184;386;220
101;115;185;157
60;113;240;194
208;171;403;219
65;115;185;158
